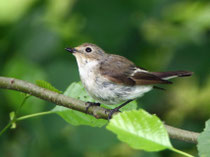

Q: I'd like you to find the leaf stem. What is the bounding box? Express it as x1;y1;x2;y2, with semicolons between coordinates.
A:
170;148;194;157
17;111;55;121
0;111;55;137
16;94;30;115
0;94;30;137
0;121;12;137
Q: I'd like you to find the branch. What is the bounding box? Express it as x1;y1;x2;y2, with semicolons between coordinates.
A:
0;76;199;143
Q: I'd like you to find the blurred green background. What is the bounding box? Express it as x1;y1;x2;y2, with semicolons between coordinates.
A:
0;0;210;156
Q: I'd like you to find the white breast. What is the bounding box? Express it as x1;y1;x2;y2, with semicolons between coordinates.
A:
76;57;99;92
75;57;152;105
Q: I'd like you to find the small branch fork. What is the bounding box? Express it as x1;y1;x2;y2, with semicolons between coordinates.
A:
0;76;199;143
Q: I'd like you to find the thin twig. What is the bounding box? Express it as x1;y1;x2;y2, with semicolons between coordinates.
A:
0;76;200;143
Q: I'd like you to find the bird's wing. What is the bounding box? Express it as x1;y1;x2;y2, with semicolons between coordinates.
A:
99;54;171;86
99;55;136;86
131;70;172;85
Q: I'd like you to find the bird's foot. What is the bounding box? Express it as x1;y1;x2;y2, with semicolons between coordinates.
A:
85;102;100;113
107;99;134;120
107;108;121;120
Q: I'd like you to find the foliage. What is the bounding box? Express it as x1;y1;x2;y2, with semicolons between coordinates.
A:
107;110;193;157
107;110;172;152
197;120;210;157
1;0;210;156
1;81;194;157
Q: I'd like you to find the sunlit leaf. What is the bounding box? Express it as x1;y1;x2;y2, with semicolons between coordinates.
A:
197;119;210;157
107;109;173;151
106;110;193;157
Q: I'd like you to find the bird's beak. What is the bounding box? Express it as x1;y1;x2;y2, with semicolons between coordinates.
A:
65;47;77;53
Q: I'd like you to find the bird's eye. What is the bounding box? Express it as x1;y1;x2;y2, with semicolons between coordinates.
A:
85;47;92;53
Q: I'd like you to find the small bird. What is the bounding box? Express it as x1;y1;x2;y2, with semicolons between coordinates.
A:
65;43;192;118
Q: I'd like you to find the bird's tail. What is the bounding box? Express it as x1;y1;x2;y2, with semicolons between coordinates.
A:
151;71;193;80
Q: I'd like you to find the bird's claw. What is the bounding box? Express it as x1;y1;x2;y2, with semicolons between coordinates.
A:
107;108;121;120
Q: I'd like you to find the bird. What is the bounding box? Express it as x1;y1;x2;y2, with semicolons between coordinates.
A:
65;43;193;119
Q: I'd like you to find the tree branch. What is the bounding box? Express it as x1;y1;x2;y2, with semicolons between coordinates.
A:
0;76;199;143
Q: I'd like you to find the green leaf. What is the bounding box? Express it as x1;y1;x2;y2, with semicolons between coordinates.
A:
198;119;210;157
9;112;16;129
107;109;172;151
106;110;193;157
53;82;107;127
10;122;16;129
9;111;16;121
36;80;62;94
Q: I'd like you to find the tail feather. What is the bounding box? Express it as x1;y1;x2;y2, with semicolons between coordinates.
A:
151;71;193;80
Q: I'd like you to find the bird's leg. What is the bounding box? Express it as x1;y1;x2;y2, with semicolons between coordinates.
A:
108;99;134;120
85;102;101;113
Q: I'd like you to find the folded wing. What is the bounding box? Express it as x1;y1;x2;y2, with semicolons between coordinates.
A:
99;54;183;86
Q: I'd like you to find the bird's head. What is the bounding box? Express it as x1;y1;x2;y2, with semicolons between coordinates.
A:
65;43;107;66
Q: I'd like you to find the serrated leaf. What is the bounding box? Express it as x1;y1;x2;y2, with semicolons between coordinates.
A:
36;80;62;94
53;81;138;127
106;110;193;157
107;109;173;151
198;119;210;157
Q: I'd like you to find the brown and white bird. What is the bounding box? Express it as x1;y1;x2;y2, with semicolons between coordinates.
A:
65;43;192;118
